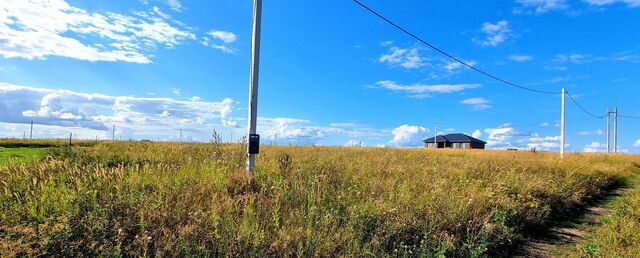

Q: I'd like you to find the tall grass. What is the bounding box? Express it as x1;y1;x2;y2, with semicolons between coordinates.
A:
1;142;638;257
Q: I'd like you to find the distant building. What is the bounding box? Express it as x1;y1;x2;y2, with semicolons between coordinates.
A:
423;133;486;149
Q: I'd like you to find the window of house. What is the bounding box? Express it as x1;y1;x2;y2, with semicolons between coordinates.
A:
461;143;468;148
452;143;459;148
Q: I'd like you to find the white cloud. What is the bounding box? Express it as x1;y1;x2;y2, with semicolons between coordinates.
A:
577;129;604;136
0;0;196;63
163;0;183;11
475;20;512;47
201;30;238;53
389;125;429;147
527;134;562;151
634;139;640;148
472;129;482;139
584;142;607;152
379;47;427;69
258;118;386;146
345;139;361;147
0;82;238;134
443;60;478;72
208;30;238;44
515;0;569;14
373;80;480;99
583;0;640;7
484;124;563;151
509;54;533;62
460;97;492;110
552;54;589;64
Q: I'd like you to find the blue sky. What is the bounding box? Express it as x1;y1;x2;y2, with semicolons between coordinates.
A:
0;0;639;152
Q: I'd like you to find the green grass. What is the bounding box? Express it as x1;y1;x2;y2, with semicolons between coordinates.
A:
572;173;640;257
0;141;639;257
0;147;49;166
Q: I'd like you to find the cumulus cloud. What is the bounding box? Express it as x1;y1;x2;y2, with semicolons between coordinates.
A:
584;142;607;152
373;80;480;99
484;124;563;151
379;46;427;69
634;139;640;148
472;129;482;139
474;20;512;47
515;0;569;14
389;125;429;147
258;118;386;146
0;0;196;63
527;134;562;151
460;97;492;110
0;82;237;134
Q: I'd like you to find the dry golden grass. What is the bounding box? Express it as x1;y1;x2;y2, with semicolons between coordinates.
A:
0;141;638;257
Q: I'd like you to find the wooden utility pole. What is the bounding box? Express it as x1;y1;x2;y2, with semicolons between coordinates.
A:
560;88;566;158
246;0;263;175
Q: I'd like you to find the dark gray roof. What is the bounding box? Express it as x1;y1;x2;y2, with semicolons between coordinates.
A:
423;133;486;144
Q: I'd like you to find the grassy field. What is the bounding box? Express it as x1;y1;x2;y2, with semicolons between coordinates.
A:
0;141;639;257
0;147;50;166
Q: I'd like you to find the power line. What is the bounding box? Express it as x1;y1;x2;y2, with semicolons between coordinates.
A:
565;92;607;119
351;0;558;95
620;114;640;119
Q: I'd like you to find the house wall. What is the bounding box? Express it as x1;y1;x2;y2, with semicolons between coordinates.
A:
470;142;486;149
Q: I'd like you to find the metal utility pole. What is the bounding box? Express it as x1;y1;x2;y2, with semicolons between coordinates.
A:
614;107;618;153
434;122;438;148
179;129;182;142
560;88;566;158
246;0;263;175
112;125;115;141
607;108;610;154
30;121;33;140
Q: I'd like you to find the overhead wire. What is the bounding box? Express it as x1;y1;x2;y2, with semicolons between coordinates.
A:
620;114;640;119
565;92;607;119
353;0;637;125
351;0;558;95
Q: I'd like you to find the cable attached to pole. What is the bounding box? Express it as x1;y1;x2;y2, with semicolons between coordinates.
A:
565;92;607;119
352;0;558;95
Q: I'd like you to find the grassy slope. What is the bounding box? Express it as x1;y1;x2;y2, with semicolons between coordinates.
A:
0;141;638;257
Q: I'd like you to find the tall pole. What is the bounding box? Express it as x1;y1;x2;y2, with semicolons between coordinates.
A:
560;88;566;158
607;108;610;154
246;0;262;175
30;121;33;140
112;125;115;141
614;107;618;153
434;122;438;148
179;129;182;142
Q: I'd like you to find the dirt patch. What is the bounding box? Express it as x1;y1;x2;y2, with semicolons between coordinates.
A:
515;187;628;257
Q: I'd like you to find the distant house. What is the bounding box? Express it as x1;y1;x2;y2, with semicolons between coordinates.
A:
423;133;486;149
